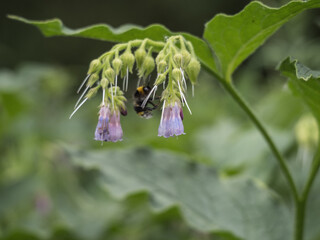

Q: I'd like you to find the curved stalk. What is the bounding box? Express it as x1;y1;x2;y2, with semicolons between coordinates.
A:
205;66;301;239
302;149;320;204
220;81;299;202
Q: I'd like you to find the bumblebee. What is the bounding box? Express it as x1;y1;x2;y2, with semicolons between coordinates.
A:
134;86;159;119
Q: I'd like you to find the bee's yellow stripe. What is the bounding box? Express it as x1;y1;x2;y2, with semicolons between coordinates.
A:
137;86;144;94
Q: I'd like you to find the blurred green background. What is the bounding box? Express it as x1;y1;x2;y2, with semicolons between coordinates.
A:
1;0;320;239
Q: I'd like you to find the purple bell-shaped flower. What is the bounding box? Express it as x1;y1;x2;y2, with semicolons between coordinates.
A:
94;105;123;142
158;101;185;138
107;110;123;142
94;105;111;141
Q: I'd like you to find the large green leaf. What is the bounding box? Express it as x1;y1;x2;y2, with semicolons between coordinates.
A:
278;57;320;123
8;15;216;72
68;146;292;240
203;0;320;79
195;120;293;181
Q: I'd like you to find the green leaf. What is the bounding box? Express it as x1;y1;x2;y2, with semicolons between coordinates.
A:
195;120;293;180
7;15;217;73
68;146;292;240
203;0;320;79
278;57;320;123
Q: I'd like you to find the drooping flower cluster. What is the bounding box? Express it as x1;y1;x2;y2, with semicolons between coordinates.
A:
69;36;201;142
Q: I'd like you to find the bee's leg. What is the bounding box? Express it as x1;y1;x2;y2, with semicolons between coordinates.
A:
146;100;159;110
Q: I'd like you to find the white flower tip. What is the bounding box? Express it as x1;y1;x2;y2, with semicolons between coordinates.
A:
77;74;90;94
69;98;88;119
74;85;90;109
192;84;195;97
142;85;157;108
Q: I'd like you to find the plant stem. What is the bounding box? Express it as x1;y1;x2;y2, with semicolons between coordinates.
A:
294;149;320;239
294;198;306;240
301;149;320;205
206;67;302;238
220;81;299;202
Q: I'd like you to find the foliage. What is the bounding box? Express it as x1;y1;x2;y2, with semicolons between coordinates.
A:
2;0;320;240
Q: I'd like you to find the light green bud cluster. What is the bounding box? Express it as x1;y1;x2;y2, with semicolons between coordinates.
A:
77;35;201;117
150;36;200;110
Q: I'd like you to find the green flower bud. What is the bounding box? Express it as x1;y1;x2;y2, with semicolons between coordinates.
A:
112;57;122;75
87;59;101;74
295;114;318;149
87;73;99;86
156;51;165;65
105;68;115;84
85;86;100;99
135;47;147;69
100;78;108;89
172;68;181;81
154;73;167;85
173;53;183;67
120;50;135;73
138;56;155;78
157;60;167;73
181;49;191;68
186;58;201;84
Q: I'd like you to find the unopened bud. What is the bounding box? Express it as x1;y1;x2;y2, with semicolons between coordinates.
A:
87;73;99;86
172;68;181;81
135;47;147;69
120;50;135;73
181;50;191;68
120;107;128;116
295;114;318;149
186;58;201;84
100;78;108;89
105;68;115;84
112;57;122;75
173;53;183;67
156;51;165;65
85;86;99;99
87;59;101;74
157;60;167;73
139;56;155;78
154;73;167;85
